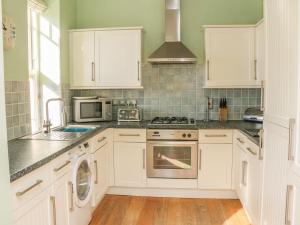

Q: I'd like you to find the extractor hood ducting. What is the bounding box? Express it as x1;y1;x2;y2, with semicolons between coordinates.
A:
148;0;197;64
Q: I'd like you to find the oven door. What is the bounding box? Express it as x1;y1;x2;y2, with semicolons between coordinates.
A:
74;100;104;122
147;141;198;179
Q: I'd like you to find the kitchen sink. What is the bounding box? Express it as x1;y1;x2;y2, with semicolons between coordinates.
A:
21;125;99;141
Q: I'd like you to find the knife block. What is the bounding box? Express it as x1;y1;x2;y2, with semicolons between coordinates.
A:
219;108;228;122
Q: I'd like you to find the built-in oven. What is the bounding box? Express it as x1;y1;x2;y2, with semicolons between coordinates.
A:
73;97;112;122
146;129;198;179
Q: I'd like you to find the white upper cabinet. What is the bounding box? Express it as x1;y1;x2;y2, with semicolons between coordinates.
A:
95;30;142;88
69;27;143;89
70;31;96;88
255;21;265;83
204;26;259;88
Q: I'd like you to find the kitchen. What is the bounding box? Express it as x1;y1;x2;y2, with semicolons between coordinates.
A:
0;0;299;225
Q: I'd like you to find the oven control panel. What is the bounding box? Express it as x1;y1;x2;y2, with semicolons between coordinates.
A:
147;130;198;141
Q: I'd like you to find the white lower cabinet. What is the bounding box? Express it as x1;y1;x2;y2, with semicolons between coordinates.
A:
114;142;146;187
13;187;52;225
235;144;248;205
92;142;109;206
288;174;300;225
234;130;263;225
51;173;71;225
198;144;233;189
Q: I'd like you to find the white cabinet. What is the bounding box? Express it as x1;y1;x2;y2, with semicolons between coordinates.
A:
235;144;248;206
95;30;142;88
69;28;143;89
13;187;52;225
114;141;146;187
198;130;233;189
92;141;109;205
234;131;263;225
70;31;96;87
51;173;71;225
261;122;289;225
287;174;300;225
255;21;265;83
198;144;233;189
204;26;258;88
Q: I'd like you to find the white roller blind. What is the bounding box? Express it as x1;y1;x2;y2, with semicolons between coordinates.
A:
28;0;48;13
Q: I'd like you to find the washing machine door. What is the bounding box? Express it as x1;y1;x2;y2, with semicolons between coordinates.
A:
73;154;93;208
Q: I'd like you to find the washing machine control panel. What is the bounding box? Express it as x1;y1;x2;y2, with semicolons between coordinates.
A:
69;141;91;158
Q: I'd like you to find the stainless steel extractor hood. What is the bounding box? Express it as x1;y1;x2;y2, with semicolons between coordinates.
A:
148;0;197;64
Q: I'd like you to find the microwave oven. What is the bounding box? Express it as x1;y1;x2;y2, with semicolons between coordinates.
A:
73;97;112;122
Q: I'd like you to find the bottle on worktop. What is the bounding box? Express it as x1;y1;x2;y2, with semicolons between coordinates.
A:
219;98;228;122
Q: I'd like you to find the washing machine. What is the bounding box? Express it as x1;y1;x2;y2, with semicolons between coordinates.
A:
69;141;94;225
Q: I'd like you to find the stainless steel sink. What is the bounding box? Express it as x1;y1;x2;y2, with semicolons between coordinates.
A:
21;125;99;141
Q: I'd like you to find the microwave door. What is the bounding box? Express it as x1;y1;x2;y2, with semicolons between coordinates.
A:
80;101;103;121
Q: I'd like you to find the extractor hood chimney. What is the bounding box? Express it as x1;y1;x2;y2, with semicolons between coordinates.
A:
148;0;197;64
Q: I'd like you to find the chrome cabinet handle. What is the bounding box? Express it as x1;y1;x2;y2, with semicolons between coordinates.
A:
16;180;43;197
98;137;107;143
53;161;71;172
68;182;74;211
246;147;257;156
261;80;265;112
142;149;146;169
207;60;210;80
50;196;57;225
254;59;257;80
285;185;293;225
91;62;96;81
205;134;227;138
94;160;98;184
288;119;296;161
259;129;264;160
119;134;140;137
199;148;202;170
241;161;247;186
137;61;140;81
236;138;245;144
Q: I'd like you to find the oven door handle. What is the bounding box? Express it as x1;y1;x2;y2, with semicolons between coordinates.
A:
147;141;198;145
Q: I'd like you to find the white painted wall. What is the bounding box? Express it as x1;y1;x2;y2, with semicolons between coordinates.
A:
0;0;12;224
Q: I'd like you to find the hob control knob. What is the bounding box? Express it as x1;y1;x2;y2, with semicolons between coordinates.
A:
182;133;187;138
188;134;192;138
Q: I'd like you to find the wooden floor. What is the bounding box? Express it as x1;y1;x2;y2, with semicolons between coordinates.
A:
90;195;251;225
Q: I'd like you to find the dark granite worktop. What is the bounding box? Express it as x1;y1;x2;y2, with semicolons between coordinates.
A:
9;120;262;182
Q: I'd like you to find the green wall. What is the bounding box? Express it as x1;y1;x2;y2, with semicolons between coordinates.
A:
76;0;263;63
2;0;76;82
60;0;76;84
2;0;29;81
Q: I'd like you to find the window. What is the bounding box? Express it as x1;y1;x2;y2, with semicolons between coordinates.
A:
28;4;62;133
28;7;41;133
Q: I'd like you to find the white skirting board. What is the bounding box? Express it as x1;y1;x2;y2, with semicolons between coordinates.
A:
106;187;238;199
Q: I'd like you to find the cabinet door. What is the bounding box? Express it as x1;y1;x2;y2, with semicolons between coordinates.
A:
114;142;146;187
246;147;263;225
205;27;256;88
93;143;109;206
235;145;248;206
198;144;232;189
95;30;142;88
70;31;96;88
51;173;71;225
13;188;52;225
261;122;289;225
288;174;300;225
255;21;265;83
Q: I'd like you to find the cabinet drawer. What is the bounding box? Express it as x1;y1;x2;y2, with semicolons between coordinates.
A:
234;130;248;148
49;152;71;181
199;130;233;144
11;165;51;210
92;128;113;153
114;129;146;142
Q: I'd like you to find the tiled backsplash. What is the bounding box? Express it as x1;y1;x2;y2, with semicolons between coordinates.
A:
72;64;261;121
5;81;31;141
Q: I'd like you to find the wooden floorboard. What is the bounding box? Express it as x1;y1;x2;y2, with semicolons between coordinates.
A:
90;195;251;225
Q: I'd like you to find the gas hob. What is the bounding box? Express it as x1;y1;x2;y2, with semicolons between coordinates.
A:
150;117;195;125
